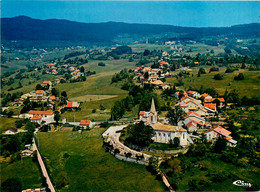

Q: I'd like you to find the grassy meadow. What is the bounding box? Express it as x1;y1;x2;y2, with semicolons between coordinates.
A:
166;67;260;97
0;117;17;132
173;158;259;191
0;158;42;190
58;59;137;121
39;128;165;191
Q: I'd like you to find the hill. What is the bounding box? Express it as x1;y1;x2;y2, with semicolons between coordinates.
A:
1;16;260;43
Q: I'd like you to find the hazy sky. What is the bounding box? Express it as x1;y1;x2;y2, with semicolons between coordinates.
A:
2;1;259;27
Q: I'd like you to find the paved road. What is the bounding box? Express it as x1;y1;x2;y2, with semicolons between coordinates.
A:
33;138;55;192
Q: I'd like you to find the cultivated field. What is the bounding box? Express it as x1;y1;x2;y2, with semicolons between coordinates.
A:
166;68;260;97
39;128;165;191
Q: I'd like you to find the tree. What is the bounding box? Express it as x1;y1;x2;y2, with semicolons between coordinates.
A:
224;47;232;54
126;121;154;147
61;91;67;98
198;67;206;74
98;62;106;67
36;84;43;90
1;178;22;192
143;49;150;56
51;88;59;97
166;106;185;125
188;177;210;191
54;111;60;124
214;136;227;153
213;73;223;80
7;110;14;117
234;73;245;80
80;66;85;72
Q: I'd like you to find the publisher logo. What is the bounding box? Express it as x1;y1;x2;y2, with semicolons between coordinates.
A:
233;180;252;188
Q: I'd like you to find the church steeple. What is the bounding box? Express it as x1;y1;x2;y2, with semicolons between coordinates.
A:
148;98;157;126
150;98;156;113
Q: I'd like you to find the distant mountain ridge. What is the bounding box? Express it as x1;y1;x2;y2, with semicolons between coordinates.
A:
1;16;260;42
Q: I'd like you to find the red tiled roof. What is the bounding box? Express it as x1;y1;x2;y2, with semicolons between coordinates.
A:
204;103;216;110
139;111;145;116
160;83;167;87
204;125;231;137
217;98;225;103
201;93;209;98
49;96;56;100
160;61;167;65
185;100;199;106
176;102;188;107
31;115;42;120
80;120;91;125
204;98;214;103
190;119;203;126
187;111;201;117
180;96;193;101
5;127;17;132
28;110;54;115
43;81;51;84
35;90;44;94
187;90;194;94
67;102;73;108
186;122;194;128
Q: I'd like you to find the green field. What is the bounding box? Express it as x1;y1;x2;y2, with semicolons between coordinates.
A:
166;68;260;97
0;117;17;132
0;158;42;190
172;158;259;191
39;128;165;191
58;59;137;121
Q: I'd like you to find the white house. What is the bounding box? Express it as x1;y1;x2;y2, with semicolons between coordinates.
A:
204;125;237;146
27;110;55;124
79;120;93;129
2;127;18;135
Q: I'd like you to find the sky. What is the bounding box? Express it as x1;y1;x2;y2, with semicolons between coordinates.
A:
1;1;260;27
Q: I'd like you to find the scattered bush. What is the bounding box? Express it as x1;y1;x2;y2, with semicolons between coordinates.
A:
213;73;223;80
98;62;106;67
234;73;245;80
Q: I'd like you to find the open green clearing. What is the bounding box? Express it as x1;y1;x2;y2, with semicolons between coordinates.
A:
0;117;17;132
0;158;42;190
39;128;165;192
172;158;259;191
166;68;260;97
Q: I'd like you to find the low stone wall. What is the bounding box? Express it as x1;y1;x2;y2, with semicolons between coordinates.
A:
123;141;189;155
114;154;149;166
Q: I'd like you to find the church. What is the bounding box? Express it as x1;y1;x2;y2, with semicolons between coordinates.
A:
139;98;188;147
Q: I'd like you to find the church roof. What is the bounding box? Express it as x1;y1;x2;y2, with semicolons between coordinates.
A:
153;123;186;132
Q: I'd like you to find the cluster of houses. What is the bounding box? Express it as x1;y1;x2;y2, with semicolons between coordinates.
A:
45;63;85;80
138;96;237;147
133;63;171;89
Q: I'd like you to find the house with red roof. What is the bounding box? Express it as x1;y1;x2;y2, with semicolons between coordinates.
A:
200;93;212;99
204;125;237;146
79;120;93;129
159;83;170;90
2;127;18;135
139;111;150;122
66;101;80;110
30;90;47;102
46;63;55;68
27;110;55;124
175;102;189;113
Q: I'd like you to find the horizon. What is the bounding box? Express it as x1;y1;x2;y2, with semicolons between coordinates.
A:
3;15;260;28
2;1;260;27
